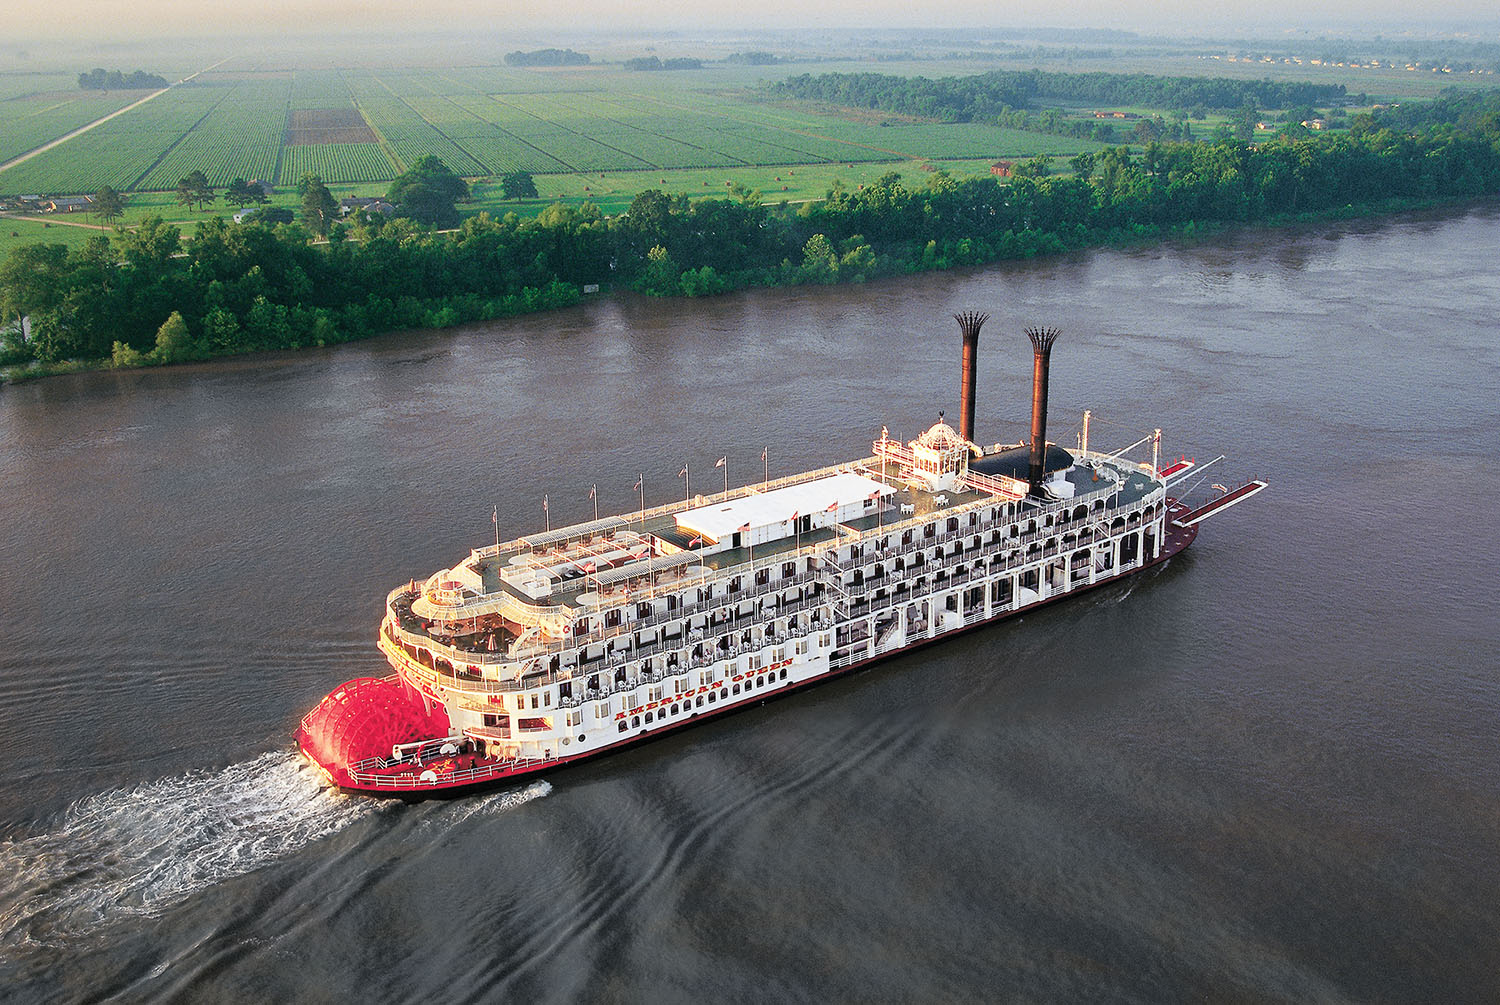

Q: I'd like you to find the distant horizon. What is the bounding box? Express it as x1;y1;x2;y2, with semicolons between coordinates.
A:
6;10;1500;54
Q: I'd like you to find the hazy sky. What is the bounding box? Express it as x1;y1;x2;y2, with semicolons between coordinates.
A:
15;0;1500;44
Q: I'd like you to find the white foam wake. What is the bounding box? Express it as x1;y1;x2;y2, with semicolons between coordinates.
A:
0;751;548;948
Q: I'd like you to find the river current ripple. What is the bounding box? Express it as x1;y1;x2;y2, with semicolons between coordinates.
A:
1;206;1497;1002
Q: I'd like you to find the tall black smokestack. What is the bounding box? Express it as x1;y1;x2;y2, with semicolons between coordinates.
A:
955;311;988;443
1025;327;1060;495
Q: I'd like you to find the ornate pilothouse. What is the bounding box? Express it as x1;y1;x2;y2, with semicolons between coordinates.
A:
296;310;1266;798
873;414;982;493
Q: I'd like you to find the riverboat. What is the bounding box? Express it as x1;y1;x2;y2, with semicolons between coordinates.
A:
296;314;1265;797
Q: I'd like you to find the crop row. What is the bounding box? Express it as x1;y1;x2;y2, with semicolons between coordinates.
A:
345;81;487;175
278;144;396;184
0;131;173;194
0;93;144;163
289;70;354;110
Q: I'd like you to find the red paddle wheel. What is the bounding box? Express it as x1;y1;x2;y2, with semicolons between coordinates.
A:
296;677;450;783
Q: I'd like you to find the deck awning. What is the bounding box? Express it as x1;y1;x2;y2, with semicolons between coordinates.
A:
519;515;629;551
675;471;893;542
590;550;702;589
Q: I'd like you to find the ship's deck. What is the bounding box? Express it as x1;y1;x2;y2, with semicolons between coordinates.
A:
402;449;1159;649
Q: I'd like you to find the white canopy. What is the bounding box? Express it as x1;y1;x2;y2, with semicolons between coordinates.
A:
676;472;893;542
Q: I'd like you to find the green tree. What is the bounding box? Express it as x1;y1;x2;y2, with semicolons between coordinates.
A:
300;175;338;236
500;171;538;200
201;306;241;354
149;310;195;364
93;185;125;225
225;178;257;209
387;156;470;228
174;170;215;212
800;234;838;283
0;243;71;334
1233;102;1258;144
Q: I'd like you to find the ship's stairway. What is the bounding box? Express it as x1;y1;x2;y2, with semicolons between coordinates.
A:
872;616;904;654
816;555;854;618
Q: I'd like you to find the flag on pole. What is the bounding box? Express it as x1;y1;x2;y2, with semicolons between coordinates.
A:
688;535;702;547
542;495;548;512
738;522;750;532
789;510;799;522
492;505;498;526
761;447;767;462
716;456;726;468
678;465;687;478
588;485;596;499
826;500;839;512
633;476;643;491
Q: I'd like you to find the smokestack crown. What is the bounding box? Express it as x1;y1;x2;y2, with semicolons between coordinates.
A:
955;311;988;444
1025;327;1061;495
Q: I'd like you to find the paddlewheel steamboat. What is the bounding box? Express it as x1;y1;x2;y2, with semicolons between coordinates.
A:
297;315;1265;797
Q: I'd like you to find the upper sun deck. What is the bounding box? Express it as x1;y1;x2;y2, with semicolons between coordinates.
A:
400;420;1164;660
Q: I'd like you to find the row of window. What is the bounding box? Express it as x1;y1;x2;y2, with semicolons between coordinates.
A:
614;668;792;732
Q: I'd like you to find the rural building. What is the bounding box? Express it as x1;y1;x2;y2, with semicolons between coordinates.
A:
46;196;92;213
990;161;1014;178
339;197;395;217
234;207;260;223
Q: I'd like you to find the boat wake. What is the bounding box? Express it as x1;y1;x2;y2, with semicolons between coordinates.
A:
0;751;382;948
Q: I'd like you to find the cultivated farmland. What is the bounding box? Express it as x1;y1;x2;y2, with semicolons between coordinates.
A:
0;64;1104;197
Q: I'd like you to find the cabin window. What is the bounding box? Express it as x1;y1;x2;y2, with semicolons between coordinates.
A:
779;668;788;680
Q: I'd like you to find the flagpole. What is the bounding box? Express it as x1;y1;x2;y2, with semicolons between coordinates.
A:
493;505;500;553
762;447;768;492
636;474;644;528
680;462;690;504
543;494;549;533
590;484;598;523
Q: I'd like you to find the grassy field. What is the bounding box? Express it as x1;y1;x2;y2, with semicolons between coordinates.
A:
0;62;1105;200
1;41;1490;260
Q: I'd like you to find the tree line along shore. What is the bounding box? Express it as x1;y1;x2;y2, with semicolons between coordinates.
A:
2;89;1497;382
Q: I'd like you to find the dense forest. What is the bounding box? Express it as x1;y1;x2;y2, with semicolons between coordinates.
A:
2;90;1497;375
77;69;170;90
768;70;1350;121
503;49;589;67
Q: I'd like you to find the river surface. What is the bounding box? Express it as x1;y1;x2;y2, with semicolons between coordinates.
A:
2;206;1498;1003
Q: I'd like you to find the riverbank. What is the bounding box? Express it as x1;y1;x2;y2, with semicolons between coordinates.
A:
3;188;1491;388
